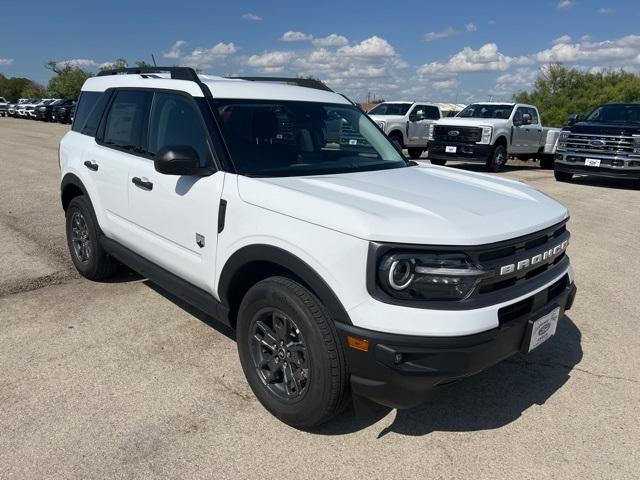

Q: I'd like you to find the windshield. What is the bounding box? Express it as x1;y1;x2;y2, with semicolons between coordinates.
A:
215;100;407;177
50;99;65;106
458;104;514;119
585;104;640;123
368;103;412;116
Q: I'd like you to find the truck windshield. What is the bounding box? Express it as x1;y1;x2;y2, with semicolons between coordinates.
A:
367;103;412;116
458;104;514;119
585;104;640;123
214;100;407;177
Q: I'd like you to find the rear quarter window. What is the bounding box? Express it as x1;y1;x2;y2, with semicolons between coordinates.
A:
72;92;102;134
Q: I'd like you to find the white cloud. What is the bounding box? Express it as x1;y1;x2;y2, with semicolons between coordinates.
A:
163;40;187;59
246;51;295;70
312;34;349;47
180;42;237;68
418;43;529;77
280;31;313;42
533;34;640;64
557;0;575;9
56;58;97;68
598;7;614;14
241;13;262;21
495;67;539;89
552;35;572;45
0;58;15;65
337;36;396;57
424;27;458;42
465;23;477;33
432;79;460;91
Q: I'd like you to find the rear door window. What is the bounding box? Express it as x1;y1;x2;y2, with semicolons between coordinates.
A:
101;90;152;151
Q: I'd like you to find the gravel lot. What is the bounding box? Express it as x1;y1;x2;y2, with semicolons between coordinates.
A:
1;117;639;479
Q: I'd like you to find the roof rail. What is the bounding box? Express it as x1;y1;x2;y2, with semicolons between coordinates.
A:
96;66;201;83
226;76;333;92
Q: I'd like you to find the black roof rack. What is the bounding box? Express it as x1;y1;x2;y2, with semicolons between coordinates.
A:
96;66;201;83
226;76;333;92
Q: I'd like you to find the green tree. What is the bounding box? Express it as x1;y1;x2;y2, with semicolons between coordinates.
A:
0;75;36;101
45;61;93;99
515;64;640;127
20;82;47;99
99;58;128;71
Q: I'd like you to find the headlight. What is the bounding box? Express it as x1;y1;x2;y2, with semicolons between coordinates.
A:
428;123;435;141
633;135;640;155
377;251;488;301
557;131;569;150
480;126;492;144
38;107;47;111
376;121;385;130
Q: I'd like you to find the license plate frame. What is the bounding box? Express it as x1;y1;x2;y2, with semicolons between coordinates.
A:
445;146;457;153
585;158;601;167
522;306;560;353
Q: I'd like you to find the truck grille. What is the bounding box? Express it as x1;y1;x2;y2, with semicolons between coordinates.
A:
565;133;636;156
433;125;482;143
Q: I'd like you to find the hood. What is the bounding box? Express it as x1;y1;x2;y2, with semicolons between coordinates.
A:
237;166;568;245
436;117;509;128
368;114;405;123
569;121;640;136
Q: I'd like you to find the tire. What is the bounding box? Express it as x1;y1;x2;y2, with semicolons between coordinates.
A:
554;170;573;182
65;196;118;280
430;159;447;166
237;276;349;428
540;155;555;170
486;145;507;172
408;148;423;159
389;132;403;150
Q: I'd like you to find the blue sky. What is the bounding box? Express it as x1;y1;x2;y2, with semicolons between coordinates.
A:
1;0;639;102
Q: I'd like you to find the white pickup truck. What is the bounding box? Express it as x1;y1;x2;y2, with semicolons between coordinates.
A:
427;102;560;171
368;101;445;159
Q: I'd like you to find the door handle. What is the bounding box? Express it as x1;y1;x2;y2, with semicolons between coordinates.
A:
84;160;99;171
132;177;153;191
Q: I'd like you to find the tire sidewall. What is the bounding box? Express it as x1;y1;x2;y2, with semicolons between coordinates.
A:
237;279;340;427
66;196;101;278
488;145;507;172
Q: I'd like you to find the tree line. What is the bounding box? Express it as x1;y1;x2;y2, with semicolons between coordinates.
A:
515;64;640;127
0;58;153;102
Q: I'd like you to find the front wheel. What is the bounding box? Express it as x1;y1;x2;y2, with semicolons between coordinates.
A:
237;276;349;428
408;148;423;159
389;133;403;150
486;145;507;172
554;170;573;182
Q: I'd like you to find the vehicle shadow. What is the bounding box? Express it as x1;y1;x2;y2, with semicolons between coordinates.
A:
569;175;639;191
444;161;544;173
313;314;582;437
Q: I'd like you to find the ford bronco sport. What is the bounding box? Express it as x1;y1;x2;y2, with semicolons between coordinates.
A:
59;67;577;427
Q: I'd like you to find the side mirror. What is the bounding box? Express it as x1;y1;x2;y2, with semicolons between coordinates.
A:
513;117;523;127
154;146;203;176
522;113;532;125
568;113;580;125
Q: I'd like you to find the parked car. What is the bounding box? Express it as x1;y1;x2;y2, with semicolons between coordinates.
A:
27;99;56;119
35;98;70;121
7;98;29;117
0;97;8;117
368;101;443;159
428;103;561;171
16;99;37;117
554;103;640;185
59;67;576;427
53;100;76;124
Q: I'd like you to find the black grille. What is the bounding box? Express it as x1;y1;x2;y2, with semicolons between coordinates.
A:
498;274;569;325
434;125;482;143
565;133;635;155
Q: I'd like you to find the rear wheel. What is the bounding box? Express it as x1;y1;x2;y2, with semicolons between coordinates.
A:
486;145;507;172
554;170;573;182
237;276;349;428
408;148;423;159
65;196;118;280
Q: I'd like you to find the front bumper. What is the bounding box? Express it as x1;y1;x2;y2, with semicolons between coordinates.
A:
428;141;491;162
555;152;640;179
336;277;577;409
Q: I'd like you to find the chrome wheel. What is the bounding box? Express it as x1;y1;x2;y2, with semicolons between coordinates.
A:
70;211;91;263
495;151;506;168
249;308;310;400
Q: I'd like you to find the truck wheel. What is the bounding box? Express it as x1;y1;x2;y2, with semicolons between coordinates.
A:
65;196;119;280
430;159;447;166
554;170;573;182
389;132;403;150
540;155;555;170
407;148;423;159
236;276;349;428
486;145;507;172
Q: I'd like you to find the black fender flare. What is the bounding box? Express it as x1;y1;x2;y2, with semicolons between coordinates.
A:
61;173;89;209
218;244;353;325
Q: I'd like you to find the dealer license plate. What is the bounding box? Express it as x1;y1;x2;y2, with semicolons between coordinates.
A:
585;158;601;167
527;307;560;353
445;146;457;153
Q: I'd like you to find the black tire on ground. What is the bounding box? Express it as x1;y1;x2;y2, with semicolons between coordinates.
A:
65;196;118;280
236;276;350;428
554;170;574;182
389;133;403;150
408;148;423;159
486;145;508;172
540;155;555;170
430;159;447;166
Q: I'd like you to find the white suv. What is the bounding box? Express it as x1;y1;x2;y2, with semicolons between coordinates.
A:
59;67;577;427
